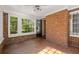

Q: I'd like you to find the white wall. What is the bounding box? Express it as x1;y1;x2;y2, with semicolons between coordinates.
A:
0;6;37;44
0;11;4;44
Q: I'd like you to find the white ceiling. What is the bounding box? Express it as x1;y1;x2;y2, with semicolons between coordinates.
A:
0;5;79;19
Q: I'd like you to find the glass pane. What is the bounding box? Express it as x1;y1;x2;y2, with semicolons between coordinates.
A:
22;18;28;33
10;16;18;34
76;24;79;33
73;14;77;23
73;13;79;34
28;20;34;32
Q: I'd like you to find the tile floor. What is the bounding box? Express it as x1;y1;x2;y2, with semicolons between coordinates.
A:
3;38;79;54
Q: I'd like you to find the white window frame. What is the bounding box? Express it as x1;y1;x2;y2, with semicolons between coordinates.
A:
8;12;36;38
70;11;79;37
8;13;19;37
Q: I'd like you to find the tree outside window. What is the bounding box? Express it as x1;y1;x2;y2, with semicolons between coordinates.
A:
28;20;34;32
22;18;28;33
22;18;34;33
10;16;18;34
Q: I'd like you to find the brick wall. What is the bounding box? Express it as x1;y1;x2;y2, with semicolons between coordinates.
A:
5;35;36;45
69;37;79;48
46;9;69;47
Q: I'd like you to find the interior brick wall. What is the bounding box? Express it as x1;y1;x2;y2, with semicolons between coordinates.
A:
68;11;79;48
46;9;69;47
5;35;36;45
69;37;79;48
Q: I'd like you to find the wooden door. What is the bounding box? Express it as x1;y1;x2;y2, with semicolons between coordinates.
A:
3;13;8;42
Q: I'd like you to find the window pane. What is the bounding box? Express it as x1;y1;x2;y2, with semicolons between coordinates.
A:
22;18;28;33
73;14;77;23
10;16;18;34
22;18;34;33
73;13;79;34
76;24;79;33
28;20;34;32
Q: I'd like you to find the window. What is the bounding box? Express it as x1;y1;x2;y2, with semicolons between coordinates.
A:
22;18;34;33
22;18;28;32
28;20;34;32
9;14;36;37
70;13;79;36
10;16;18;34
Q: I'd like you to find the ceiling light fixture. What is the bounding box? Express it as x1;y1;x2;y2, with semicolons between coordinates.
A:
33;5;41;12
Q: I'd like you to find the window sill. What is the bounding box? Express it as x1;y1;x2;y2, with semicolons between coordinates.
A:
8;32;36;38
70;35;79;37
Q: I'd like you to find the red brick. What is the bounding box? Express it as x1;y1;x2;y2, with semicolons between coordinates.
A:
46;9;69;47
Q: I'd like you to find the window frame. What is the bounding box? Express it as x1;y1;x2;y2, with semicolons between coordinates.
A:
8;13;19;37
22;18;28;33
8;13;36;38
70;11;79;37
22;19;34;33
10;16;18;34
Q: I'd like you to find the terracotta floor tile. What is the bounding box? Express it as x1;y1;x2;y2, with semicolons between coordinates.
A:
3;38;79;54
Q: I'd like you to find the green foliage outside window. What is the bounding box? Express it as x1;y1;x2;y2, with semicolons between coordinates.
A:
10;16;18;34
28;20;34;32
22;18;34;33
22;18;28;32
10;16;34;34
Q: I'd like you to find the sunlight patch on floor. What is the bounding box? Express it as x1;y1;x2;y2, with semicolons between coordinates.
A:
38;47;65;54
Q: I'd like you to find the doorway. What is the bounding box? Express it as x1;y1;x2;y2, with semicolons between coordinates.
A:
3;13;8;44
36;20;42;37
